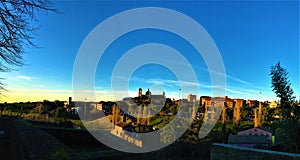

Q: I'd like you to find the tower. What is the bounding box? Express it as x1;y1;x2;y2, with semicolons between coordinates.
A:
112;104;120;125
68;97;72;104
138;88;142;97
146;88;151;99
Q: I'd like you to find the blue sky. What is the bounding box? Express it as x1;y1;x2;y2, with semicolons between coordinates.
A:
1;1;299;102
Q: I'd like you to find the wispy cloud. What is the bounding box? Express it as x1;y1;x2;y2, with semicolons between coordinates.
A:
38;85;45;88
226;75;252;86
146;79;178;87
16;75;32;81
10;88;71;93
238;88;264;94
146;79;202;88
152;60;253;86
197;66;252;86
225;88;249;95
146;77;262;96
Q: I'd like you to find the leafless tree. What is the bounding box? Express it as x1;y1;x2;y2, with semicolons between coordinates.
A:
0;0;57;90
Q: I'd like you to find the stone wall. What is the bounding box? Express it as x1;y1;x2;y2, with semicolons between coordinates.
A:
40;126;110;148
110;128;143;148
0;118;27;160
0;118;75;160
210;143;300;160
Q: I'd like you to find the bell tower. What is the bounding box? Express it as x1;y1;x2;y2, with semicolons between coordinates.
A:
138;88;142;97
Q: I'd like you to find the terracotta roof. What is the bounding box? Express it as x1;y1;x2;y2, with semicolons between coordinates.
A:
238;127;274;135
256;127;274;134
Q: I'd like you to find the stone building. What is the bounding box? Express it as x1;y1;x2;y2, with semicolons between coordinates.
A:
187;94;197;102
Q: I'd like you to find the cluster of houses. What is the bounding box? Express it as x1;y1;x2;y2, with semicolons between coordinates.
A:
66;89;280;149
1;91;281;150
200;96;278;109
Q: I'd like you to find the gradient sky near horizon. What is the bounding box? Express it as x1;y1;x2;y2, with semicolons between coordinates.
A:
1;0;299;102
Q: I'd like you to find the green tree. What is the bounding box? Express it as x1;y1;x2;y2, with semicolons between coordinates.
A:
270;62;295;117
54;107;67;120
270;62;300;153
168;105;178;115
240;106;251;120
226;108;233;121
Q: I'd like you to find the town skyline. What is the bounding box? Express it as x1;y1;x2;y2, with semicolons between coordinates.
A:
0;1;299;159
0;89;281;104
0;1;299;103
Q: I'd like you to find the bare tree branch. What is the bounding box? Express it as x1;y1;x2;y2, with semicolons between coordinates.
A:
0;0;57;93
